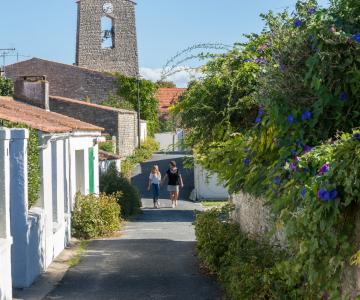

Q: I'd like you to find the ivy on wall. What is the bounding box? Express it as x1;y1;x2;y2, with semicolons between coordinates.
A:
101;74;159;136
0;76;13;96
2;121;41;208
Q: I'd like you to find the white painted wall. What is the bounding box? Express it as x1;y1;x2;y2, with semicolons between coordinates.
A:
140;121;147;142
99;159;121;174
9;130;101;289
155;130;184;152
194;164;229;200
0;128;13;300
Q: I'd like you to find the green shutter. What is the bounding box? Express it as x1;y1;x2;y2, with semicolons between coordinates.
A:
88;147;95;194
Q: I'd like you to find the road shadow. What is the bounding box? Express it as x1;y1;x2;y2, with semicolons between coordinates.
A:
132;208;197;223
131;155;194;201
45;239;221;300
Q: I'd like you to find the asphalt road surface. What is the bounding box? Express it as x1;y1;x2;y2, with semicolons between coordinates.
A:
45;153;221;300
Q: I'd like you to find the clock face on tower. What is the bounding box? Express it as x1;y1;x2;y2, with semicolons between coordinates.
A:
103;2;114;14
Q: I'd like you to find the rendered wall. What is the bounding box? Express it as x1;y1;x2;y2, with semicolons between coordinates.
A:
194;164;229;200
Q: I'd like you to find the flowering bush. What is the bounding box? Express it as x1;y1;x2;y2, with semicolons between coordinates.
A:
72;193;121;239
175;0;360;297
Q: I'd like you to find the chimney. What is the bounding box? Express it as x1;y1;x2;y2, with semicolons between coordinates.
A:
14;76;50;111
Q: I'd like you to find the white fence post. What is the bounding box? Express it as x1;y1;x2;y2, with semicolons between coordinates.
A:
0;128;13;300
9;128;30;288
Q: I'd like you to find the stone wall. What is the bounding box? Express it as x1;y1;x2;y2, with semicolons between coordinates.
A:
231;192;273;237
6;58;117;104
231;191;360;297
49;96;137;157
118;111;138;157
76;0;139;76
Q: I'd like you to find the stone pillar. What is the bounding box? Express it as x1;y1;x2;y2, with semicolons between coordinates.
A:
0;128;13;300
9;128;30;288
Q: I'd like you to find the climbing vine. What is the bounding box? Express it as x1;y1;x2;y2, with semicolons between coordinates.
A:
0;76;13;96
2;121;41;208
102;74;159;136
175;0;360;297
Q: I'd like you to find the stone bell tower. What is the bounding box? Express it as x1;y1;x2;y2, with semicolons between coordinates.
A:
75;0;139;77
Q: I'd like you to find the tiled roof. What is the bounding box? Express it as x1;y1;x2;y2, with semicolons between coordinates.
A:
155;88;186;113
98;150;122;161
50;95;136;115
0;96;103;133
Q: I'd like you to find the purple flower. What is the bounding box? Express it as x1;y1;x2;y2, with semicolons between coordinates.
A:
295;156;300;162
243;58;252;63
353;33;360;43
275;176;281;185
318;189;337;201
339;91;348;101
258;108;265;116
255;57;266;64
255;117;262;124
291;149;296;157
317;189;330;201
303;145;313;154
300;188;307;198
308;7;316;14
280;64;286;72
301;111;312;121
329;189;338;200
295;19;302;28
287;115;294;123
318;163;329;174
243;158;250;166
289;162;297;171
353;133;360;141
308;34;315;41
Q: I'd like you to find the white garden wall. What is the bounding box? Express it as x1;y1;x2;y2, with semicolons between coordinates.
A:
194;164;229;200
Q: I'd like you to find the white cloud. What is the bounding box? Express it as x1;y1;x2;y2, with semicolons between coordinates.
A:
140;66;202;88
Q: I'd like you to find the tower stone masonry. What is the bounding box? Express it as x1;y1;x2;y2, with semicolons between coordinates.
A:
75;0;139;77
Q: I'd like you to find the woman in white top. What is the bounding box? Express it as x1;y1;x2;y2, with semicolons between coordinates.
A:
148;165;161;208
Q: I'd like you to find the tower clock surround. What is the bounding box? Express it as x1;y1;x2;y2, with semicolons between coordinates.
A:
75;0;139;77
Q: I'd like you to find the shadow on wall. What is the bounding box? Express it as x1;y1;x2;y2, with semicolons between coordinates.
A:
45;239;221;300
131;156;194;201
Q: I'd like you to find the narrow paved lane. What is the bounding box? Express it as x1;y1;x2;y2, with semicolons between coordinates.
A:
46;153;221;300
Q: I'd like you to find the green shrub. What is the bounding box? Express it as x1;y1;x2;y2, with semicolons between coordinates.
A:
0;76;13;96
195;206;289;300
99;141;115;153
72;192;121;239
121;137;159;178
100;164;141;217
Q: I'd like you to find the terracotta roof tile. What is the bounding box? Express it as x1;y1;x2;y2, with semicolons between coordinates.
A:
155;88;186;113
0;96;104;133
98;150;122;161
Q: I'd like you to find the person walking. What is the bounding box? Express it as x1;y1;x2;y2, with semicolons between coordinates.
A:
161;161;184;208
148;165;161;208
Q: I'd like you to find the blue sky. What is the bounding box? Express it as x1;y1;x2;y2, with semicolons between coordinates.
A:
0;0;329;86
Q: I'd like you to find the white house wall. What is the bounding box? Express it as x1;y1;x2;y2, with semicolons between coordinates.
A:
194;164;229;200
69;135;100;206
0;128;13;300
